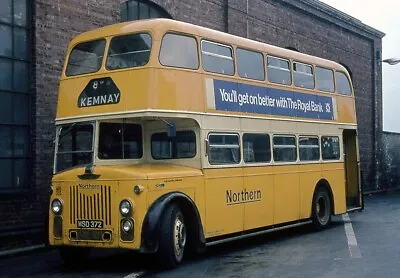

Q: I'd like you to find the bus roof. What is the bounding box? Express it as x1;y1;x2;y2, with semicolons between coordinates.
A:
71;18;348;73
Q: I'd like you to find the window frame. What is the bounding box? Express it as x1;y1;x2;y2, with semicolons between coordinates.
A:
65;38;107;77
272;134;298;163
150;129;197;160
236;47;265;81
242;133;271;164
158;32;200;70
266;55;292;86
315;66;335;93
298;135;320;162
105;32;152;71
321;136;341;161
207;132;241;165
293;61;315;90
201;39;235;76
335;71;353;96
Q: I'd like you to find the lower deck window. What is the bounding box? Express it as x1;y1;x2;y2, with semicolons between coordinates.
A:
151;130;196;159
98;122;143;159
273;135;297;162
322;136;340;160
208;134;240;165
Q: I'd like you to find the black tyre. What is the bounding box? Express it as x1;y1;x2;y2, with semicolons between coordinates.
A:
311;186;332;231
157;204;186;269
59;246;90;267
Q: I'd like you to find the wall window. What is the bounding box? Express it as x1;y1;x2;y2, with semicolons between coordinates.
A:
273;135;297;162
316;67;334;93
201;40;234;75
243;134;270;163
106;33;151;70
336;72;352;95
98;122;143;160
0;0;31;189
151;130;196;160
237;48;265;81
299;136;320;161
208;134;240;165
293;62;314;89
321;136;340;160
159;33;199;69
120;0;172;22
267;56;291;85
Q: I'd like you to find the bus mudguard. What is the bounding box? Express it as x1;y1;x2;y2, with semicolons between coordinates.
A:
140;191;206;253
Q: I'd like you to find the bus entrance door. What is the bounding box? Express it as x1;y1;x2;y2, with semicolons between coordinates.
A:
343;129;363;211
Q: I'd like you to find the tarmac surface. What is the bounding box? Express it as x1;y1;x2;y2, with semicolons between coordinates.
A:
1;192;400;278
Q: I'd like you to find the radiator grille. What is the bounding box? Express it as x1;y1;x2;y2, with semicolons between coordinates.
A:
69;185;112;225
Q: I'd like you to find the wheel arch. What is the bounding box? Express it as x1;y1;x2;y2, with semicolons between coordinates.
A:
140;191;206;253
312;179;335;215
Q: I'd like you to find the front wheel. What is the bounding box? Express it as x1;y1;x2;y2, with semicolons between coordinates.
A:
157;204;186;269
311;186;332;231
59;246;90;267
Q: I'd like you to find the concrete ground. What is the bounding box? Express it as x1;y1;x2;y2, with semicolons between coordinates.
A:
1;191;400;278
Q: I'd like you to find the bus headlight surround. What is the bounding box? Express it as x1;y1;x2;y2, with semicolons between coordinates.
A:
119;199;133;216
51;199;63;215
122;219;133;233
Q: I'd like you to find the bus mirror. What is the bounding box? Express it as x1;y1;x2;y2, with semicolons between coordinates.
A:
167;122;176;137
205;139;210;156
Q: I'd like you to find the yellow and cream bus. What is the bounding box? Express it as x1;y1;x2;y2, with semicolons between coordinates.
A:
49;18;362;268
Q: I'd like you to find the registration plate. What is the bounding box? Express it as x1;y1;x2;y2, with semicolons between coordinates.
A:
77;220;103;229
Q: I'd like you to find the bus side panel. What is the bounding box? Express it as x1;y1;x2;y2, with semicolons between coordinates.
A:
152;68;205;112
273;165;300;225
203;168;244;238
298;163;323;219
321;162;347;215
243;166;274;230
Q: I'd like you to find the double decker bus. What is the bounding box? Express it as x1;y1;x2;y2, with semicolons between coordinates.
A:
49;18;362;268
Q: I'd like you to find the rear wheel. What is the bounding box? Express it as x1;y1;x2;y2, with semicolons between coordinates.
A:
157;204;186;269
59;246;90;267
311;186;332;230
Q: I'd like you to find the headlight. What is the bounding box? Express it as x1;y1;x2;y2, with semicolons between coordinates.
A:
122;219;133;233
119;199;132;216
51;199;63;214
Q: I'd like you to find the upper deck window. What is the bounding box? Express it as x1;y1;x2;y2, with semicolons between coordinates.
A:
106;33;151;70
316;67;334;93
293;62;314;89
201;40;234;76
336;72;352;96
66;39;106;76
159;33;199;69
237;48;265;81
267;56;291;85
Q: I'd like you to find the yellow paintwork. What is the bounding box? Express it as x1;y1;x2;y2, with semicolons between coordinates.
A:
49;19;355;251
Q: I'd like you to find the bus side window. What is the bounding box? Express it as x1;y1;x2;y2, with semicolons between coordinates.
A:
321;136;340;160
201;40;234;76
159;33;199;69
267;56;291;85
237;48;265;81
273;135;297;162
293;62;314;89
316;67;334;93
336;72;352;95
208;134;240;165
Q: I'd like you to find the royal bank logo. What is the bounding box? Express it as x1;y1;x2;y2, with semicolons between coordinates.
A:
78;77;121;108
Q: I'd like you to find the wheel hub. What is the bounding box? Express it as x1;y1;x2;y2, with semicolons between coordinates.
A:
174;218;186;256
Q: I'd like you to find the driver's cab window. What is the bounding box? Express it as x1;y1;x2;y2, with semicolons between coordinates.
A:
98;122;143;159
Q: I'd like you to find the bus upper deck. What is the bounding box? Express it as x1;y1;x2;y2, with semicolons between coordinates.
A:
56;18;356;125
